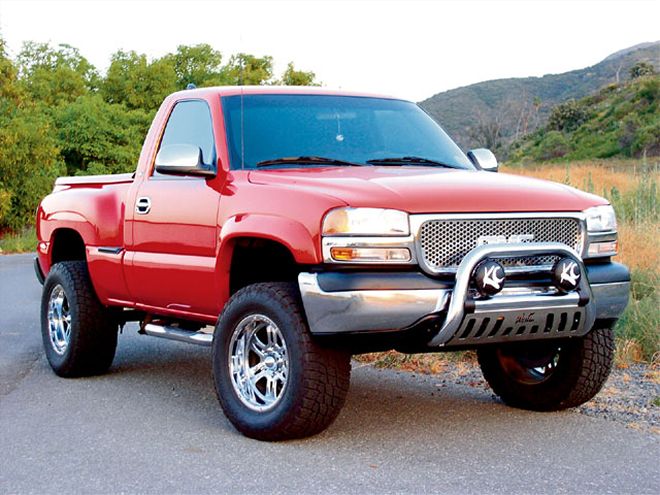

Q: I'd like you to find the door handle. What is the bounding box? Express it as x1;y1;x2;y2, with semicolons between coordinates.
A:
135;197;151;215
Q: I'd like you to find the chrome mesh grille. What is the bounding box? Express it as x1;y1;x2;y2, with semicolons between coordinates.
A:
418;217;583;272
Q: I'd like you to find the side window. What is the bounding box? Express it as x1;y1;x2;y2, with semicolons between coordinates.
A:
159;100;216;167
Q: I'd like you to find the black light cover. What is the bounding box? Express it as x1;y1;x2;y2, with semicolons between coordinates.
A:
473;260;506;297
552;257;582;293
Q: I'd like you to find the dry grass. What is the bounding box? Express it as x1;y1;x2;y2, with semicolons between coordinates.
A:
503;159;653;196
615;339;646;368
356;350;450;374
355;350;478;376
617;222;659;271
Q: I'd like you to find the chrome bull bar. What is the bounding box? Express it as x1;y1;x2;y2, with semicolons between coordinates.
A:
427;242;594;346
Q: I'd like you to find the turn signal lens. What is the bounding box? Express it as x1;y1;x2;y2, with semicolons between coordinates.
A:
330;247;411;262
587;240;618;257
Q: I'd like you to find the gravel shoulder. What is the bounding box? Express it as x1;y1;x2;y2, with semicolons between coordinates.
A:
410;356;660;435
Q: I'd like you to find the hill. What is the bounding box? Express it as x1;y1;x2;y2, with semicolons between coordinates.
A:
510;74;659;162
419;41;660;150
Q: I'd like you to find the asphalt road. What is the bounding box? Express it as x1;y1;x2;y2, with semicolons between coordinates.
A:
1;253;658;494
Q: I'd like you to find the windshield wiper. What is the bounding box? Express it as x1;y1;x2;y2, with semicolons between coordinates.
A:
256;156;365;167
366;156;462;169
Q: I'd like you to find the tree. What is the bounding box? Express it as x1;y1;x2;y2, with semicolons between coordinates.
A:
222;53;274;85
0;37;64;230
469;111;504;150
0;107;64;230
0;37;326;230
101;50;177;111
0;37;20;225
0;38;22;105
54;95;152;175
278;62;319;86
629;61;655;79
15;41;97;106
164;44;226;89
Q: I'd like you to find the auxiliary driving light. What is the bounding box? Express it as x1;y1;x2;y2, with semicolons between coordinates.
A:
552;257;582;293
473;260;505;297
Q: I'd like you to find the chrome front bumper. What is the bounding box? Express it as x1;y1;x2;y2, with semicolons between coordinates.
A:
298;243;630;347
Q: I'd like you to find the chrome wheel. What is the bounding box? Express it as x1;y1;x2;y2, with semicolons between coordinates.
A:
498;344;561;385
228;314;289;412
47;284;71;355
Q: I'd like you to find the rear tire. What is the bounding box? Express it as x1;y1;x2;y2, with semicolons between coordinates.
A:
213;282;351;441
477;324;614;411
40;261;118;377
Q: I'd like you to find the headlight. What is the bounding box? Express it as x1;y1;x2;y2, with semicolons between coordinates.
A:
322;207;410;236
584;205;617;232
584;205;618;258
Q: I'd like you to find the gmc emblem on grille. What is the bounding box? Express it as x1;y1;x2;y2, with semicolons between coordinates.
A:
477;234;535;245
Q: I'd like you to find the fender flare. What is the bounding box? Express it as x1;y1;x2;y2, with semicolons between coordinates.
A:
214;214;320;302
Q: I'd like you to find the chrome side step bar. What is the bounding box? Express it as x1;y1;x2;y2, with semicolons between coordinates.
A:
142;323;213;346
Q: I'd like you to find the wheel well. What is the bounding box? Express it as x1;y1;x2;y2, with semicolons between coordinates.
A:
51;229;86;265
229;238;301;294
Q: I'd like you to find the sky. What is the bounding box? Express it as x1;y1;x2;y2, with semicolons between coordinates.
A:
0;0;658;102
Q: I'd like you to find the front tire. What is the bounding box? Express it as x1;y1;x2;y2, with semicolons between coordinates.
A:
40;261;118;377
477;325;614;411
213;282;351;441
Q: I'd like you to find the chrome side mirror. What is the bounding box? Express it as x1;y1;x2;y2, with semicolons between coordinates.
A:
155;144;216;177
467;148;498;172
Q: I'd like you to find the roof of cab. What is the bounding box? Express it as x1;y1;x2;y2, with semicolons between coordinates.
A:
169;85;402;101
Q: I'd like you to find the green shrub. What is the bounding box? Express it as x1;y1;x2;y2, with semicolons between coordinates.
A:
629;61;655;79
0;188;11;224
548;99;588;132
615;269;659;361
632;120;660;156
637;76;659;103
618;114;641;155
0;227;37;253
535;131;570;160
609;176;658;224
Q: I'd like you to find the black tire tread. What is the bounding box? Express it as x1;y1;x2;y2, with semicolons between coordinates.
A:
478;325;614;411
561;325;614;408
41;261;117;377
213;282;350;441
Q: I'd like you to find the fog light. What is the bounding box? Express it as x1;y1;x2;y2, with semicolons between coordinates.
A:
552;257;582;293
329;247;411;262
588;240;618;257
473;260;505;297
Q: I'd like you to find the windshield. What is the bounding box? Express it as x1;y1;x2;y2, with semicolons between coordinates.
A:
221;94;474;170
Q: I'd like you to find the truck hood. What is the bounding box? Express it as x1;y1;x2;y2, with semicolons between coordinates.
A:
247;167;607;213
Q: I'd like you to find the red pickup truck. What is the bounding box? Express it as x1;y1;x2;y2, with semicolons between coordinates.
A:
35;87;630;440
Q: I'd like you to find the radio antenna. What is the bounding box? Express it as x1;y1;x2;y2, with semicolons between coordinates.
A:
239;34;245;169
